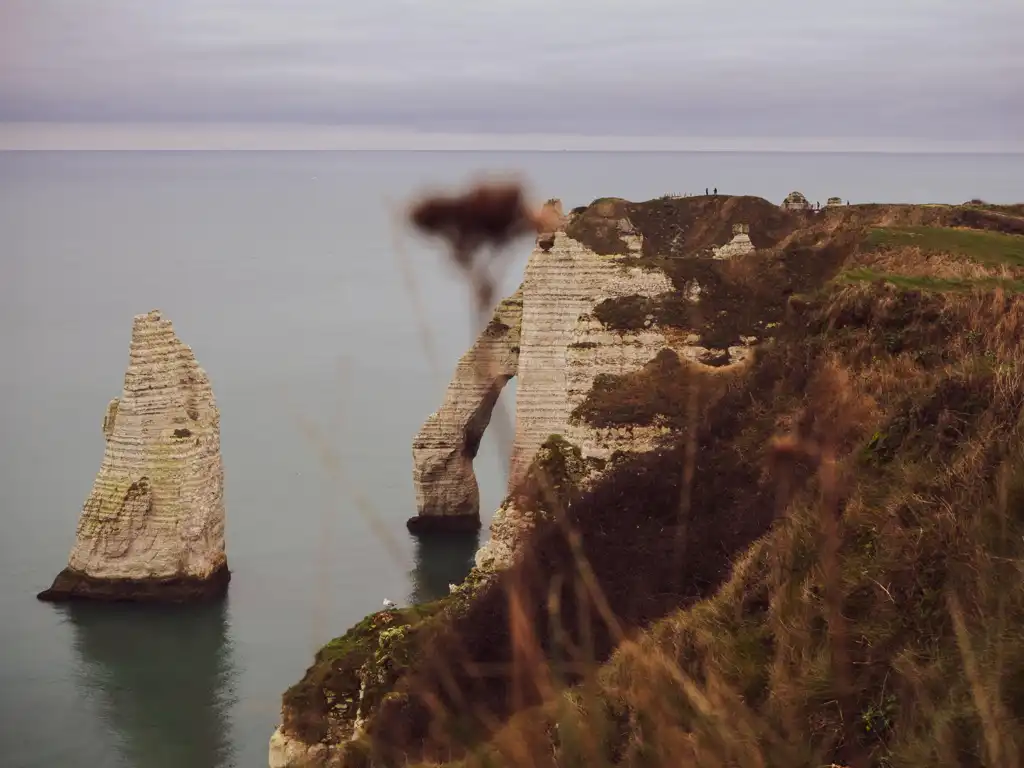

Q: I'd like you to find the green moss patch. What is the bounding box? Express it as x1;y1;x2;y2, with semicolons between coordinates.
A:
281;599;452;745
840;267;1024;294
865;226;1024;266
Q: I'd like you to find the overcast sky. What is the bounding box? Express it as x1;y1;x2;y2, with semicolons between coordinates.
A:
1;0;1022;149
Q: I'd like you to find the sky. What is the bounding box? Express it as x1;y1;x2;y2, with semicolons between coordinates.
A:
1;0;1022;150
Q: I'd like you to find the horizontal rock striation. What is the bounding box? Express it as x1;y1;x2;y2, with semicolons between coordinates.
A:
564;315;676;462
508;229;673;488
408;289;523;534
712;223;755;260
473;224;675;571
38;310;229;603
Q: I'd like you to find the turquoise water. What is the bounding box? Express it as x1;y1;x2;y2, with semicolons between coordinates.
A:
1;150;1021;767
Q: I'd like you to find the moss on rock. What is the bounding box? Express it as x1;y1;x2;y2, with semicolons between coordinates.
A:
511;434;590;518
281;599;450;746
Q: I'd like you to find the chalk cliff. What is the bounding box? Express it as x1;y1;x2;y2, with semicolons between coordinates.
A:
473;225;679;569
38;310;229;602
408;289;523;533
414;197;782;570
271;193;863;766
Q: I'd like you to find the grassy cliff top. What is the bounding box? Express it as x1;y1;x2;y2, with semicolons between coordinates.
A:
567;195;1024;355
281;196;1024;768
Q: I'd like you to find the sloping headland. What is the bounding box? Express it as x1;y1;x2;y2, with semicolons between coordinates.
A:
272;195;1024;767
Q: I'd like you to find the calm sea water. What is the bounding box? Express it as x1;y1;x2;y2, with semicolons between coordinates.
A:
1;150;1022;768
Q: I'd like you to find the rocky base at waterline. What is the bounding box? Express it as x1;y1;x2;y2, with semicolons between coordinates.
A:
405;513;481;534
37;562;231;603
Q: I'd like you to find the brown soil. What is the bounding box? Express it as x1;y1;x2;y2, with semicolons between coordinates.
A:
570;348;732;431
952;206;1024;236
564;195;805;258
36;562;231;603
577;196;1021;351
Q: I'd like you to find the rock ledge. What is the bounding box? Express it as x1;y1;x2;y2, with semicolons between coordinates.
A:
37;562;230;602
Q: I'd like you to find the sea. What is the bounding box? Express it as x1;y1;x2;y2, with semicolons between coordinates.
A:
1;149;1022;768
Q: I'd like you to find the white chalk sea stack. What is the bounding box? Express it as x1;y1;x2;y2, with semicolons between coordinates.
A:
38;310;229;602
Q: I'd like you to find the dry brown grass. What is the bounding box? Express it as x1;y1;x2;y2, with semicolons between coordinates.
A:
284;194;1024;768
852;245;1024;282
405;282;1024;768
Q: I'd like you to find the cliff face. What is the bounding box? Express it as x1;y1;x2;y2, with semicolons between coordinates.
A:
418;197;787;570
273;196;1024;767
473;228;680;569
507;229;674;485
38;310;229;602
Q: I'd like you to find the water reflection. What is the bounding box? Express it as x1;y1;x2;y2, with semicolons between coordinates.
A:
64;600;237;768
408;530;481;604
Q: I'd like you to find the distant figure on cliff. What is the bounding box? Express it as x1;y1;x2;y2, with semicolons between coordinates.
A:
714;187;718;195
705;187;708;195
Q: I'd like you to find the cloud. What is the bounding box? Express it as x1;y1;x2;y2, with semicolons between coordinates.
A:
1;0;1021;145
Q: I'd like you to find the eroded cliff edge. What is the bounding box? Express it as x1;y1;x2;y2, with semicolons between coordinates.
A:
274;197;1024;766
38;309;229;602
415;194;806;569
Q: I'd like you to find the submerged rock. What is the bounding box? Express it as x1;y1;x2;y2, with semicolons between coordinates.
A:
37;310;229;603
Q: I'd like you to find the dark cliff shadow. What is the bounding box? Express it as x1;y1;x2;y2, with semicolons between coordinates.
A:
63;599;237;768
408;530;480;604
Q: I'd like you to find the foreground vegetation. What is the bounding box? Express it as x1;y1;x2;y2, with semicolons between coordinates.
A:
282;197;1024;768
469;283;1024;768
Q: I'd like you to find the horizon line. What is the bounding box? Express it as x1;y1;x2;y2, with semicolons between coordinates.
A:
1;122;1022;154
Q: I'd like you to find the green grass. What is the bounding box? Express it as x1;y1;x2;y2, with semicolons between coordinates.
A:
865;226;1024;267
841;267;1024;294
